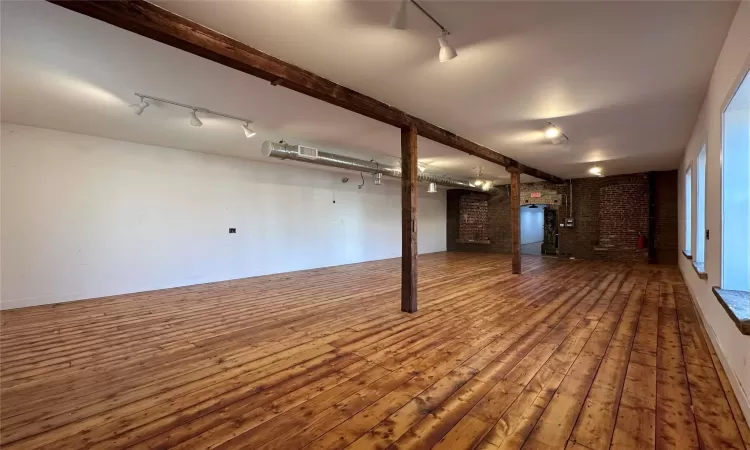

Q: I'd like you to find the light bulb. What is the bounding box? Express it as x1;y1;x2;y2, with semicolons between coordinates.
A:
544;124;561;139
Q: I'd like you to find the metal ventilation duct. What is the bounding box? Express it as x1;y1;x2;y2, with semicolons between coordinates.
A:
261;141;487;192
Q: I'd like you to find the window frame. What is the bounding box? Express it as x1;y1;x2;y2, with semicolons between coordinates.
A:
720;68;749;290
695;145;707;265
684;165;692;258
715;67;750;336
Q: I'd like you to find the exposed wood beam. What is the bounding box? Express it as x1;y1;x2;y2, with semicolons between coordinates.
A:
508;166;521;274
401;125;418;313
48;0;563;184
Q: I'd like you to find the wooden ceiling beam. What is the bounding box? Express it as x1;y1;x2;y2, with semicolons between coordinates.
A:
49;0;564;184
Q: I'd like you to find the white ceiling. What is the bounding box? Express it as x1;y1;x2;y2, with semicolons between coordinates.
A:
1;0;739;184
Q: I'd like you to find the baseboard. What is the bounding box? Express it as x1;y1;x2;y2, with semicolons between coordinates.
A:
679;266;750;425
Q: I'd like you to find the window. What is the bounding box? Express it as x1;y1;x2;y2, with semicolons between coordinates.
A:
721;71;749;292
684;166;692;256
696;145;707;265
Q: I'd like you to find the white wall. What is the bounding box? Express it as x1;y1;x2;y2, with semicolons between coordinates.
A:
0;124;447;309
678;2;750;422
520;206;544;245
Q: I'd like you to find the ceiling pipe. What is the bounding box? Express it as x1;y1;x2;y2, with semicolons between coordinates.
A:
261;141;488;192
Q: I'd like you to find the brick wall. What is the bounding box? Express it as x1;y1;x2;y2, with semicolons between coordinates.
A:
597;179;649;261
458;195;490;243
446;171;678;263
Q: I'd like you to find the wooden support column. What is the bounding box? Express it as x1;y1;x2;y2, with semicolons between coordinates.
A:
508;166;521;274
401;124;418;313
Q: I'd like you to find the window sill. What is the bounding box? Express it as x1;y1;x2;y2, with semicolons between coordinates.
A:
712;287;750;336
691;261;708;280
682;250;692;260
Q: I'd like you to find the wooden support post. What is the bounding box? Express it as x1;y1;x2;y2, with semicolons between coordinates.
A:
401;124;418;313
508;166;521;274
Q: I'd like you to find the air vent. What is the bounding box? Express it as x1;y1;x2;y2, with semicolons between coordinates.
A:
297;145;318;159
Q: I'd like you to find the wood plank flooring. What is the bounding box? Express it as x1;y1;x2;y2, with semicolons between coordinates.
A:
1;252;748;449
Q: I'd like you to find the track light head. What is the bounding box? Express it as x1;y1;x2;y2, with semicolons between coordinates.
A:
129;98;149;116
189;110;203;127
427;182;437;193
242;122;256;138
544;122;561;139
589;166;603;177
389;0;408;30
438;33;457;62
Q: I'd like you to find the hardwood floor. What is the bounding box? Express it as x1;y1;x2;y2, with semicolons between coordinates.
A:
1;252;748;449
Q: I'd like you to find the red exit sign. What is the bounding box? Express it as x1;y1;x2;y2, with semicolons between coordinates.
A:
530;192;542;198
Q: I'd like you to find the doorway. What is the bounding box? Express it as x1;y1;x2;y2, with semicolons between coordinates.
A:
520;205;558;256
520;205;544;255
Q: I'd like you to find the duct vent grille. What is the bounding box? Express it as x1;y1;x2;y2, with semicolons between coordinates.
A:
297;145;318;159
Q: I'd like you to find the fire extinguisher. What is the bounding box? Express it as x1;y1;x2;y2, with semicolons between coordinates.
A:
637;233;647;249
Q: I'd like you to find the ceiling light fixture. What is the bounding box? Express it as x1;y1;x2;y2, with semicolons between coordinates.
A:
392;0;457;62
438;32;458;62
189;110;203;128
129;96;149;115
482;181;493;191
389;0;408;30
544;121;569;145
242;122;256;138
129;93;256;137
589;166;603;177
544;123;560;139
427;182;437;193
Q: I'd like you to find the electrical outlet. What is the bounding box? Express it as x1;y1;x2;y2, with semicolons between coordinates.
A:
229;228;236;234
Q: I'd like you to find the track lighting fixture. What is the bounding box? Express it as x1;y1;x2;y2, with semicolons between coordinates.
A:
389;0;408;30
544;123;560;139
189;110;203;128
438;32;457;62
473;167;484;187
128;93;256;137
390;0;457;62
242;122;256;138
373;173;383;185
427;182;437;193
129;96;149;115
543;121;568;145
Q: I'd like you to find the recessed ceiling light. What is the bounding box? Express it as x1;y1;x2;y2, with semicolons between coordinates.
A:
589;166;603;176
